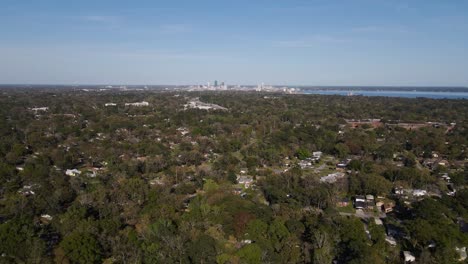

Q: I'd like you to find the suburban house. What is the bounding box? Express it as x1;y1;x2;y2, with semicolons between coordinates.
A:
84;167;101;178
412;189;427;197
394;187;428;199
184;97;228;111
312;151;322;161
383;202;395;213
65;169;81;177
376;199;395;213
354;195;366;209
385;236;397;246
354;195;376;209
455;247;467;262
40;214;53;224
345;119;383;129
423;158;450;170
18;185;37;196
177;127;190;136
232;187;243;195
29;107;49;112
149;178;165;186
237;176;254;188
394;186;407;195
447;184;456;196
336;198;350;207
320;172;345;183
336;160;349;168
365;195;375;209
440;173;451;182
403;251;416;262
438;159;449;167
125;101;149;107
299;159;313;169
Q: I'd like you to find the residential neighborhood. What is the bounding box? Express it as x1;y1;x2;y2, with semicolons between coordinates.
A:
0;88;466;263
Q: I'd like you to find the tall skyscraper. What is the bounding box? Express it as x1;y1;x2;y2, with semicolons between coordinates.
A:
214;80;218;87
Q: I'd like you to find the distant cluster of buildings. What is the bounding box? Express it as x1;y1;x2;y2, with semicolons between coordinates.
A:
345;119;383;129
184;98;228;111
320;172;345;183
125;101;149;107
104;101;149;107
394;187;428;197
345;119;456;131
186;81;300;94
255;83;299;94
29;107;49;112
352;195;395;213
188;80;228;91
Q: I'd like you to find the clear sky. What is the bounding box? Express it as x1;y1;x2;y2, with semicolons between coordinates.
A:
1;0;468;86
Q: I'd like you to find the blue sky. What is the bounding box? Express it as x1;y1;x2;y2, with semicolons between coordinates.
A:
1;0;468;86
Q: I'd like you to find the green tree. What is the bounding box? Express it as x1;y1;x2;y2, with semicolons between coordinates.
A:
246;219;268;241
268;219;290;252
334;143;350;159
187;234;217;264
0;217;45;262
227;170;237;184
203;179;219;192
237;244;262;264
310;227;334;264
296;148;311;160
59;232;103;264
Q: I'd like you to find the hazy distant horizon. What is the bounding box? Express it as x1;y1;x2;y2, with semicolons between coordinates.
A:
1;84;467;90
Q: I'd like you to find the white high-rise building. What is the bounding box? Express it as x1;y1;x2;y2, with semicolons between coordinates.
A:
256;82;264;92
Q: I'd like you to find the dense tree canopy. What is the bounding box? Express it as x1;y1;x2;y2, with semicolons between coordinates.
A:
0;88;466;263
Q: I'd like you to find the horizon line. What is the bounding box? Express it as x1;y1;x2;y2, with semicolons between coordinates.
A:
0;83;467;89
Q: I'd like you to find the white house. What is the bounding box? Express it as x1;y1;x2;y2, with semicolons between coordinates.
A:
30;107;49;112
18;185;36;196
312;151;323;160
237;176;254;188
413;189;427;197
125;101;149;107
320;172;345;183
354;195;366;209
177;127;189;136
65;169;81;177
403;251;416;262
299;159;313;169
455;247;467;262
385;236;397;246
40;214;53;221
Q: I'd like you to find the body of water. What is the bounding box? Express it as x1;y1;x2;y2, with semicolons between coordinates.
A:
302;90;468;99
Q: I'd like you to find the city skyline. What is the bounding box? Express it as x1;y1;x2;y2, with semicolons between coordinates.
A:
1;0;468;86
